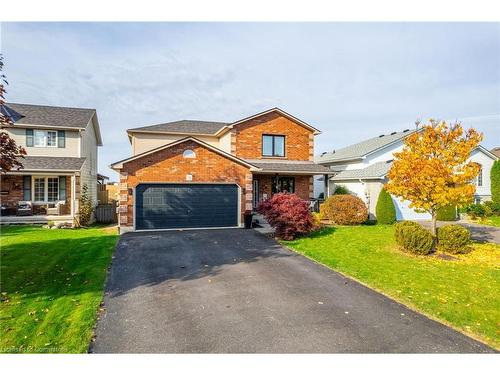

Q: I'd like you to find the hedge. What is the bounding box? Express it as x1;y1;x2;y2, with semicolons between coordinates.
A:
436;206;457;221
375;187;396;224
491;160;500;204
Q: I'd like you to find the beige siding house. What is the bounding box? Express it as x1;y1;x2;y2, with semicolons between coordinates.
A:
0;103;103;224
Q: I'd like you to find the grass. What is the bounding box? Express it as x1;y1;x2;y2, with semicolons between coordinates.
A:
283;225;500;349
481;216;500;228
0;225;118;353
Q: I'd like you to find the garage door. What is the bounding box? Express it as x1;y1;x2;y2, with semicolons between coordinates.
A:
392;196;431;221
135;183;239;230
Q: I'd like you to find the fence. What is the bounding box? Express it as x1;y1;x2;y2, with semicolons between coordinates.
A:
95;203;117;223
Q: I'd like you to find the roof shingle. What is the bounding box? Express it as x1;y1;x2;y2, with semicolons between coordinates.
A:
247;160;331;174
317;129;416;163
330;160;393;181
128;120;229;135
13;156;87;171
2;103;96;129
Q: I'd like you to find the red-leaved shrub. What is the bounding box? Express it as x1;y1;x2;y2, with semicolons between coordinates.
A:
257;193;315;240
319;194;368;225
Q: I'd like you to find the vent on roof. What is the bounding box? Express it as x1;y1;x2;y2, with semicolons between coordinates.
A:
403;129;410;132
390;131;397;135
378;134;385;138
321;152;327;156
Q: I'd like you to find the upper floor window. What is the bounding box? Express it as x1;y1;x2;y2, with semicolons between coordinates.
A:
34;130;58;147
475;165;483;187
262;135;285;157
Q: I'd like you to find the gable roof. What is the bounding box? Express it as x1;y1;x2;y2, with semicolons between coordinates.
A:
126;107;321;137
330;161;393;181
490;147;500;158
110;136;256;170
127;120;229;136
1;102;103;146
317;129;417;164
2;103;95;129
228;107;321;135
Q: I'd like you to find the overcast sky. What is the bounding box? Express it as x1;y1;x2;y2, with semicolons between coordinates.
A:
1;22;499;179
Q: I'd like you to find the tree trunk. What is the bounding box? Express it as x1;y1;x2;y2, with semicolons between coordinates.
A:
430;211;438;250
431;212;437;237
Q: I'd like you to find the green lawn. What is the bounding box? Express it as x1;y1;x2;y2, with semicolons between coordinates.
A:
0;225;118;353
482;216;500;228
283;225;500;349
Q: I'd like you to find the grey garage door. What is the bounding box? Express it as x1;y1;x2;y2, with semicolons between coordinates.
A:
135;183;239;230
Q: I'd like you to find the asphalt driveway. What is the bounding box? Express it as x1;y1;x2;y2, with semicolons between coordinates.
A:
91;229;493;353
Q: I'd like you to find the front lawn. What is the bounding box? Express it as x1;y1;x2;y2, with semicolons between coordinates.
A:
283;225;500;349
481;216;500;228
0;225;118;353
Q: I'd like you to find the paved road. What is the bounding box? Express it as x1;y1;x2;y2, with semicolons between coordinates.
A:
91;229;493;353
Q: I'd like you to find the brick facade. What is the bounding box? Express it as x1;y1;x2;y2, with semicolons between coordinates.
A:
118;140;253;228
0;175;24;207
233;112;314;161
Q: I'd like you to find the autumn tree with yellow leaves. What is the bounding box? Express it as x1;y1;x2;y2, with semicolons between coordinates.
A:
386;120;482;237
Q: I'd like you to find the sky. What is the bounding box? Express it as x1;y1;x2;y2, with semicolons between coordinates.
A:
1;22;499;179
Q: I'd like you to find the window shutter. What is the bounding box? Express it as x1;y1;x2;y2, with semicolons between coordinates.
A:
57;130;65;148
26;129;34;147
59;176;67;200
23;176;32;201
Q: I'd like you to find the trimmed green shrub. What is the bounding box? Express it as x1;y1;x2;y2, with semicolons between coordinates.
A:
436;206;457;221
394;221;421;244
394;221;434;255
375;187;396;224
437;225;471;254
491;160;500;204
333;185;349;195
320;194;368;225
462;203;486;220
483;200;500;216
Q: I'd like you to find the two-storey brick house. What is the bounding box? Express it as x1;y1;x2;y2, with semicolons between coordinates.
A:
0;103;103;224
110;108;330;232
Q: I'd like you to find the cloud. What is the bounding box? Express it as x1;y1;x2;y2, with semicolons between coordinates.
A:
2;22;499;177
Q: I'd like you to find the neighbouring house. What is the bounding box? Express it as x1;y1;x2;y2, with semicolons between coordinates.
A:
0;103;103;224
316;129;499;221
110;107;331;232
491;147;500;159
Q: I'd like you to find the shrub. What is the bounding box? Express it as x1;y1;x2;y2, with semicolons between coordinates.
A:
394;220;421;244
375;187;396;224
491;160;500;204
483;200;500;216
437;224;471;254
319;194;368;225
77;184;94;227
436;205;457;221
394;221;434;255
333;185;349;195
257;193;315;240
462;203;486;220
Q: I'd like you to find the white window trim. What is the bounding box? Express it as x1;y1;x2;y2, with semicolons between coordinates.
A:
34;130;58;148
32;176;60;203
